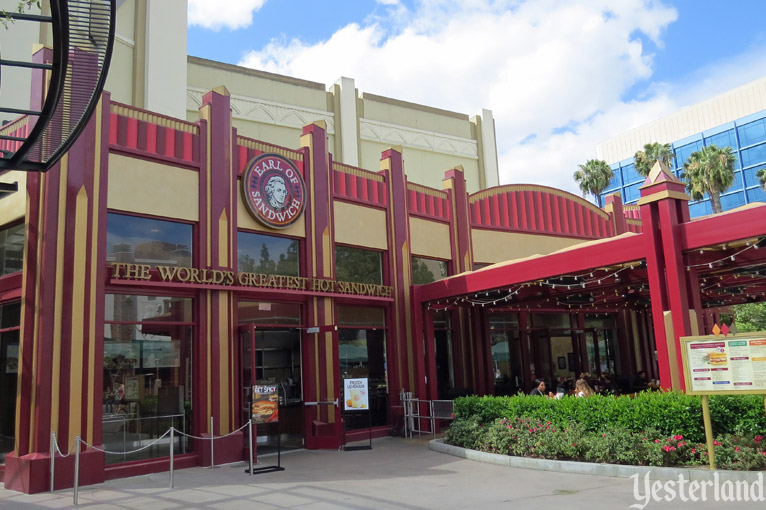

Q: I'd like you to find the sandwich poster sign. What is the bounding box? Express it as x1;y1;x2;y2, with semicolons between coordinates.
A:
681;334;766;394
343;378;369;411
251;385;279;424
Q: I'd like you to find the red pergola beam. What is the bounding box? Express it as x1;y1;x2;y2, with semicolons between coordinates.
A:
418;233;646;302
681;204;766;251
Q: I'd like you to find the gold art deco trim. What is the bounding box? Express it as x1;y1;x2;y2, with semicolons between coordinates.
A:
110;103;199;134
332;161;385;182
0;116;29;135
236;136;303;159
407;182;448;199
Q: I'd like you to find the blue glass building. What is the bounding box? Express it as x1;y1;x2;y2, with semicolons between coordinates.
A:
599;110;766;217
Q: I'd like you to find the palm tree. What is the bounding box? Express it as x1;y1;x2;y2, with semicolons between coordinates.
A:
634;142;674;177
681;145;735;214
757;168;766;190
573;159;614;207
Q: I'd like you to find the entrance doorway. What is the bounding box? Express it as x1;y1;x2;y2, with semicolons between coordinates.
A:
239;323;304;454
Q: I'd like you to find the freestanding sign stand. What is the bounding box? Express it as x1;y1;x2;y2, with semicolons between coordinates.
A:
246;384;285;474
343;378;373;451
680;329;766;470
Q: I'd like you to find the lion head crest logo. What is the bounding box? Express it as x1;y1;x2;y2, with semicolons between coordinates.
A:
242;153;306;229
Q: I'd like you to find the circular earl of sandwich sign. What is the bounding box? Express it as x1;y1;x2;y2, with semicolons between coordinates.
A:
242;153;306;229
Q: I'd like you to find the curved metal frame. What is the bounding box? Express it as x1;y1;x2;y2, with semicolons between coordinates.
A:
0;0;116;172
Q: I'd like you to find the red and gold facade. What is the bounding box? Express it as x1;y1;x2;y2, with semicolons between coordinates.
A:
3;81;766;495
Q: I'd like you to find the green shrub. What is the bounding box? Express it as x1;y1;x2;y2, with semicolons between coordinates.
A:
444;417;719;468
452;392;765;444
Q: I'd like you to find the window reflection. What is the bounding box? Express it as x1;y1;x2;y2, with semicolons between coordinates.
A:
0;223;24;275
412;257;448;285
102;295;193;464
335;246;383;285
106;213;192;267
237;232;299;276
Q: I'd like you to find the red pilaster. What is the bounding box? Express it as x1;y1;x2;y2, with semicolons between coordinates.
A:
300;122;341;449
604;192;626;236
638;161;694;390
381;147;412;395
7;56;111;492
198;87;238;438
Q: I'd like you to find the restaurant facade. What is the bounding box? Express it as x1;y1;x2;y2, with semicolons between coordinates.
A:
2;76;766;493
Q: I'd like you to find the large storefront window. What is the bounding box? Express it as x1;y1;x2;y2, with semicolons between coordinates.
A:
336;246;383;284
106;213;192;266
0;223;24;275
237;232;299;276
489;313;522;396
0;301;20;463
102;294;193;464
412;257;448;285
338;306;387;429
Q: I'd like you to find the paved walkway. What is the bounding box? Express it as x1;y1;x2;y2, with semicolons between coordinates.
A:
0;436;758;509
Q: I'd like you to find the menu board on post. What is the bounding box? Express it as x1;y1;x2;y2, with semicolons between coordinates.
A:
343;378;369;411
681;333;766;395
251;385;279;424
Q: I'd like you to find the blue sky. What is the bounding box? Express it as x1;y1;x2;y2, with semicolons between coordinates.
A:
187;0;766;195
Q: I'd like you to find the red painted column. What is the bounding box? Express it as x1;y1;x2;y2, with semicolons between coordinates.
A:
381;147;413;396
442;168;475;393
604;192;626;236
6;48;110;492
638;161;695;390
196;87;241;464
300;122;341;449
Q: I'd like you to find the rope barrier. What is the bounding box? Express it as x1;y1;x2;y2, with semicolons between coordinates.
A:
54;439;73;458
78;428;172;455
173;420;250;441
52;419;250;458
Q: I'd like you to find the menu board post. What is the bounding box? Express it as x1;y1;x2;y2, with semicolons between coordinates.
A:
680;331;766;469
246;385;286;474
343;378;373;451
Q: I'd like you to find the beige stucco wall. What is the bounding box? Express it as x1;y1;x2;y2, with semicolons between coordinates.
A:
0;171;27;224
334;202;387;250
472;229;586;264
104;0;137;105
107;154;198;221
409;217;451;260
187;58;329;113
362;94;471;138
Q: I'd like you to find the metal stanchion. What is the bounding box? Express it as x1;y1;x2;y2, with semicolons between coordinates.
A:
210;416;215;468
49;432;55;494
430;401;435;435
169;427;175;489
73;437;81;506
248;419;254;476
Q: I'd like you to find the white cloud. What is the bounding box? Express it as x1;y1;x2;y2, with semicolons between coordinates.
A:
237;0;765;198
188;0;267;31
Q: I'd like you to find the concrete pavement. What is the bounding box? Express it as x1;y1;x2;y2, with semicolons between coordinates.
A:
0;436;759;509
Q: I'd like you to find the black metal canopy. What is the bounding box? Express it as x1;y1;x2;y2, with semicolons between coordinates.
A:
0;0;115;171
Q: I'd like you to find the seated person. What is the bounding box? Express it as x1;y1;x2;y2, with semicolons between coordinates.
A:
575;378;595;397
529;378;553;397
633;370;650;391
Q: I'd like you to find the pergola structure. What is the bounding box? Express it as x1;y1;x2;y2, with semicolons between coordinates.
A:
413;162;766;399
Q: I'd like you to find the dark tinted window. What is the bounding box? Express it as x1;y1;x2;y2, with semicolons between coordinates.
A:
237;232;299;276
107;213;192;266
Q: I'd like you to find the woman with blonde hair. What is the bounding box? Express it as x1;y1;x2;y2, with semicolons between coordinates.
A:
575;378;594;397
